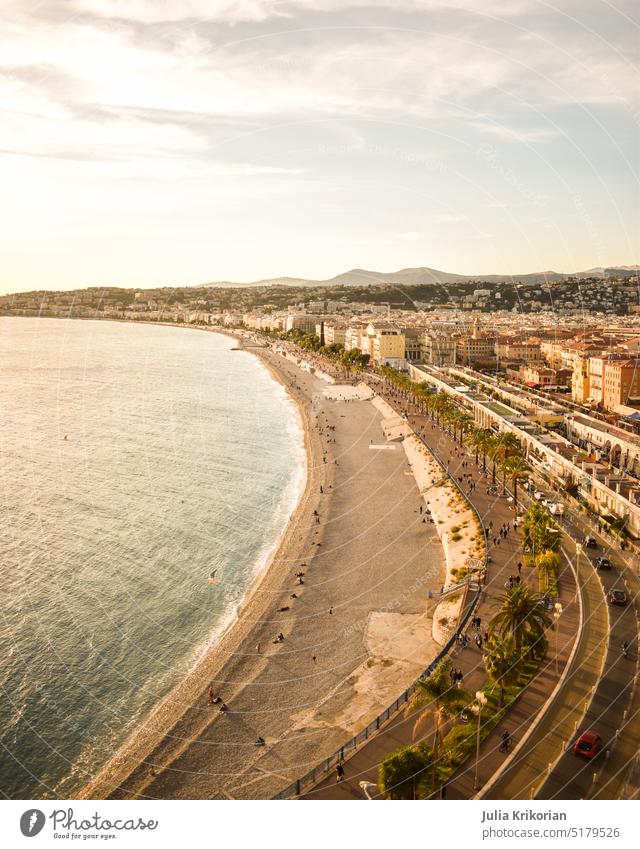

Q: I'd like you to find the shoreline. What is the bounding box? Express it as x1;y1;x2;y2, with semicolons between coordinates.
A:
77;326;448;800
80;333;321;799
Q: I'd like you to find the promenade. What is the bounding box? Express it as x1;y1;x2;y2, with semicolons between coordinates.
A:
306;380;581;799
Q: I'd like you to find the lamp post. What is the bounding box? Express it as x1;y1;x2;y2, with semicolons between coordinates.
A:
553;602;563;674
473;690;488;791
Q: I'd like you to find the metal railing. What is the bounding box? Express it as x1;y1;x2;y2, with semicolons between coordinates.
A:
271;591;480;799
271;384;488;800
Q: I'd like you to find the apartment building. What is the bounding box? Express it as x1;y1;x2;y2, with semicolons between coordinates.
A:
495;338;544;362
421;332;457;366
455;335;496;365
344;324;366;351
603;359;640;412
285;313;318;333
404;328;423;362
521;365;557;386
364;322;406;367
323;322;346;346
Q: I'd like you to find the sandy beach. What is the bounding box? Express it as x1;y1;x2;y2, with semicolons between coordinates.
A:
81;337;446;800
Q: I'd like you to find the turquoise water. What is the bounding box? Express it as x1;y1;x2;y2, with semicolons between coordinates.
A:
0;318;304;799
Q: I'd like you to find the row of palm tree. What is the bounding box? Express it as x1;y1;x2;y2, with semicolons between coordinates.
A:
378;364;533;509
378;582;552;798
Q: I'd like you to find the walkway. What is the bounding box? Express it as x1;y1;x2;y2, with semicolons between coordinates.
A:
306;382;580;799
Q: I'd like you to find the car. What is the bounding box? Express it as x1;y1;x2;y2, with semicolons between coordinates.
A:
595;557;612;570
534;491;546;501
584;536;597;548
609;589;628;606
574;730;603;759
549;503;564;516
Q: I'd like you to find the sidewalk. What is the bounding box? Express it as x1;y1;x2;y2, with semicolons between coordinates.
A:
306;387;580;799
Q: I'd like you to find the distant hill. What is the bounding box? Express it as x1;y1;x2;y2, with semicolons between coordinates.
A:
198;265;638;289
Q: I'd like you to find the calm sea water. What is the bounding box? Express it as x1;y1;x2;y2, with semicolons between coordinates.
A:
0;317;304;799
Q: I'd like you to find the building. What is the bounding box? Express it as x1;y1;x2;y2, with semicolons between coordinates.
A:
403;328;423;363
494;338;544;363
420;332;456;366
285;313;317;333
344;324;366;351
521;365;557;386
364;322;405;367
571;354;591;404
603;359;640;412
323;322;346;346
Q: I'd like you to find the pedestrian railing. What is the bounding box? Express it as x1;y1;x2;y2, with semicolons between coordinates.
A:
271;400;487;800
271;589;480;800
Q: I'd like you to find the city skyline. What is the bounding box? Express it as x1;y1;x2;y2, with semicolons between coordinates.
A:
2;0;639;294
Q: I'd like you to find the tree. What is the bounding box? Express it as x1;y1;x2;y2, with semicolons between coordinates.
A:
483;633;525;706
471;428;496;474
500;454;530;509
521;504;560;554
378;742;435;800
406;659;471;756
489;583;551;654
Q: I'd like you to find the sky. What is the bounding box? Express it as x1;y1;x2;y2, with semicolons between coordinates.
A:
1;0;639;292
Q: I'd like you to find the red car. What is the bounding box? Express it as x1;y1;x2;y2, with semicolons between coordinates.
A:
573;731;603;759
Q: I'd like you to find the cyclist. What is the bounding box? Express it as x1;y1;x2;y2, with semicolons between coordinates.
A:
500;730;511;752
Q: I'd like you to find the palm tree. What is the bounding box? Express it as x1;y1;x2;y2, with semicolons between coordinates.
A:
535;549;562;594
470;427;494;472
467;426;485;465
378;742;435;800
489;583;552;653
456;412;473;446
432;392;449;426
500;454;530;509
406;659;471;756
486;433;501;483
483;633;525;706
521;504;560;554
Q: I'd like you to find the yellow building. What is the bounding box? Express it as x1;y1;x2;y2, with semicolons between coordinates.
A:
365;322;406;366
571;355;591;403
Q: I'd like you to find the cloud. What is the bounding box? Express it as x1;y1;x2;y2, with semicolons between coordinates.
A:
395;231;423;241
431;213;466;223
70;0;534;25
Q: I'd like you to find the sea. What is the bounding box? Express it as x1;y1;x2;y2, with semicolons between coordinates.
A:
0;317;305;799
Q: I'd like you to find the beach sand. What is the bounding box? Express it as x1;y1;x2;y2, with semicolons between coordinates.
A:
81;340;445;800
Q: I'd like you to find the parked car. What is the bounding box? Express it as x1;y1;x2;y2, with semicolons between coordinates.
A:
574;730;603;759
595;557;612;571
534;491;546;501
584;536;597;548
609;589;628;606
549;503;565;516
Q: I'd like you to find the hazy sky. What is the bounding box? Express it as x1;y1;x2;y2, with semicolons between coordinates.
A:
1;0;639;292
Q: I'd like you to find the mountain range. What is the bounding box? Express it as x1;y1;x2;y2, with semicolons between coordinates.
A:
199;265;639;289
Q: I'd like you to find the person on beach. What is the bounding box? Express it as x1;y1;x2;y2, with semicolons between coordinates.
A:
208;687;215;705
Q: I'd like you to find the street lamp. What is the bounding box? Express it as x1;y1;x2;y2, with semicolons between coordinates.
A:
553;602;563;674
472;690;488;790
